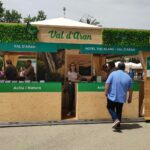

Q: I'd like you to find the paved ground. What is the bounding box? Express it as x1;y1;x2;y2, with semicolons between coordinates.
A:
0;122;150;150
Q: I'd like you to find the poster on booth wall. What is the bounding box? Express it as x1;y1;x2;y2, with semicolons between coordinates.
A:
147;57;150;77
37;51;65;82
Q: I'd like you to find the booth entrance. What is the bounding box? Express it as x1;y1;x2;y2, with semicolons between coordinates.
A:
62;50;93;120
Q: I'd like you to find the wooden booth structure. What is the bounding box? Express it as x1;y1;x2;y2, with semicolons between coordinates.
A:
0;18;150;124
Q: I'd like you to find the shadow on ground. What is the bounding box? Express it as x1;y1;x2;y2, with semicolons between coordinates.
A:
113;123;143;133
121;123;143;130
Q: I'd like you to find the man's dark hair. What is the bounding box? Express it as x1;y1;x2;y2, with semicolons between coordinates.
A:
118;62;125;70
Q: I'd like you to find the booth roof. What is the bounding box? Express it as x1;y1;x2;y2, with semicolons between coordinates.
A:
31;17;101;29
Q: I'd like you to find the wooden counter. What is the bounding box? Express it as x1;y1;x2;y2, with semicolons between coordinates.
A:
76;82;140;120
0;82;62;123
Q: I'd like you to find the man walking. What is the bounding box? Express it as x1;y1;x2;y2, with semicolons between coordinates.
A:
105;62;133;129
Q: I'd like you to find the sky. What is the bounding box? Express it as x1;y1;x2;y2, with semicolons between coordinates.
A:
2;0;150;29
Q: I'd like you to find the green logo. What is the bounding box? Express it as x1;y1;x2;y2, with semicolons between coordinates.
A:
48;30;92;40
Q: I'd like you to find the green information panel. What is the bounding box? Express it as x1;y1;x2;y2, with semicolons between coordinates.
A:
0;82;61;92
78;82;105;92
78;82;140;92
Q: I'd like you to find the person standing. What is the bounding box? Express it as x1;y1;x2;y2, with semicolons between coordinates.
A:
105;62;133;129
24;60;35;81
66;63;80;116
5;59;18;81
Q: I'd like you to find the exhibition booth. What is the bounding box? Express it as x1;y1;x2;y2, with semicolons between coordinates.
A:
0;18;149;124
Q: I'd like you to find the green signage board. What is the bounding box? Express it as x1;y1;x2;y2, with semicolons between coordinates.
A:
0;42;150;54
78;82;105;92
0;42;57;52
78;82;140;92
0;42;81;52
80;44;139;55
0;82;61;92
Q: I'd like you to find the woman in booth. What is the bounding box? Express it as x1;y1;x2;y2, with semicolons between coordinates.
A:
67;63;80;116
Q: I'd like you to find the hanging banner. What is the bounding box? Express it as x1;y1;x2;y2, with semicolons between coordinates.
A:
0;42;57;52
0;42;82;52
80;44;139;55
0;42;150;54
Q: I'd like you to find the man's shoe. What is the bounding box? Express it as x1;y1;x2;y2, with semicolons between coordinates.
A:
115;123;121;130
112;119;120;129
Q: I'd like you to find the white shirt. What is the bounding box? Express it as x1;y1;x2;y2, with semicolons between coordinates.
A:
68;71;78;82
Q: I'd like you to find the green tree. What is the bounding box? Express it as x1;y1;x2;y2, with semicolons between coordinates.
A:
36;10;47;21
0;1;4;21
3;9;22;23
24;10;47;23
24;15;36;23
79;15;101;26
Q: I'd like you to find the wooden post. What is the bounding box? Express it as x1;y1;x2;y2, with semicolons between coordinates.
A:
139;51;150;120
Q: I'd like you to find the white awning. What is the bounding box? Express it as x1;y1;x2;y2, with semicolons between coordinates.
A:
31;17;101;29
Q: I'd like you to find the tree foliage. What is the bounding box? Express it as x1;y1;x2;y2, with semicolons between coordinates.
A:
24;10;47;23
80;15;101;26
36;10;47;21
0;1;4;21
0;1;22;23
0;1;47;23
3;9;22;23
24;15;37;23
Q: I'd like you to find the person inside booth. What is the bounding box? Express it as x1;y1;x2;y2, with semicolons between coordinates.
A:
66;63;80;116
0;67;4;80
24;60;35;81
5;59;18;81
107;61;116;75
